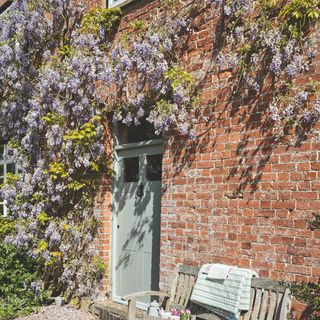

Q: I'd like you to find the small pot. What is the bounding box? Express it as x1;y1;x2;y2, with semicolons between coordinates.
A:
148;300;160;317
54;296;64;307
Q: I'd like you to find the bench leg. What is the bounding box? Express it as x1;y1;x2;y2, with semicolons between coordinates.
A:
128;299;136;320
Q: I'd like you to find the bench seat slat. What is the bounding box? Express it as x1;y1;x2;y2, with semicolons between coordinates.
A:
274;288;291;320
185;275;196;307
243;288;255;320
167;264;182;309
266;291;277;320
179;274;189;306
259;289;269;320
251;288;262;320
175;273;185;305
279;288;291;320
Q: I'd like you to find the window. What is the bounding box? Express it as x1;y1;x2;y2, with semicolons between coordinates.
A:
0;145;16;216
123;157;139;182
117;119;159;145
108;0;135;8
146;154;162;181
0;1;13;14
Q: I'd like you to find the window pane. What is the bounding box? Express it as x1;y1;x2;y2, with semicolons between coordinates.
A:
0;165;3;176
0;205;4;216
146;154;163;181
0;145;4;160
0;178;3;185
7;163;15;174
123;157;139;183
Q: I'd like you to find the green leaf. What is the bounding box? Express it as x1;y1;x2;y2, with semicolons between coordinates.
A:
80;7;121;35
36;212;51;224
36;240;48;253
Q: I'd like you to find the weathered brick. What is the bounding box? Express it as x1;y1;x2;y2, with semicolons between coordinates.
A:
92;3;320;319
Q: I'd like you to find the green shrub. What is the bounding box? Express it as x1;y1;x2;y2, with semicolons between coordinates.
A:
0;243;48;320
292;282;320;320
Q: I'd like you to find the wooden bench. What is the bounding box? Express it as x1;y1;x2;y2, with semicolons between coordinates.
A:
122;264;292;320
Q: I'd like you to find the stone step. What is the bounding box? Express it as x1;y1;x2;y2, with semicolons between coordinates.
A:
93;299;145;320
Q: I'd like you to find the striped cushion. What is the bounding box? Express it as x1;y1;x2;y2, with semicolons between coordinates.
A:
190;264;258;320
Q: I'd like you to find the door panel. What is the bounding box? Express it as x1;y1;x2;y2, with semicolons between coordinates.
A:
113;140;162;306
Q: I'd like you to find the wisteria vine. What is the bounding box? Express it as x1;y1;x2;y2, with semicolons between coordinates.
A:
212;0;320;136
0;0;194;298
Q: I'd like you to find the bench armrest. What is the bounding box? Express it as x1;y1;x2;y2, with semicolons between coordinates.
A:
122;290;170;301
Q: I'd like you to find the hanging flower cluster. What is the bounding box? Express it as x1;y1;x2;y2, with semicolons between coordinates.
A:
0;0;195;298
212;0;320;131
109;14;196;137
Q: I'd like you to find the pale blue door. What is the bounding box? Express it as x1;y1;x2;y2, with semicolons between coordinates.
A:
113;138;162;307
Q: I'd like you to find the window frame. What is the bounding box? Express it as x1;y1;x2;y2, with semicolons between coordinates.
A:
0;145;17;217
0;0;13;15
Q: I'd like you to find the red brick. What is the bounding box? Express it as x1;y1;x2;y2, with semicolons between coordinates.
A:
292;192;318;200
311;162;320;170
94;4;320;311
271;236;294;245
292;256;305;264
241;242;252;249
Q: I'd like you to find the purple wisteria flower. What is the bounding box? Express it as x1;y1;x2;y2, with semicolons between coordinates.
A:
244;75;260;93
283;40;296;62
314;99;320;115
269;51;282;76
30;282;41;296
283;104;295;118
269;103;280;121
223;5;232;16
234;26;243;42
175;17;187;30
50;231;61;247
216;51;226;65
302;110;317;124
149;34;160;45
297;91;309;105
286;55;303;77
215;0;224;5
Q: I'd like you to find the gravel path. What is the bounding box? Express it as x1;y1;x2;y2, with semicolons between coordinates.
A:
15;305;99;320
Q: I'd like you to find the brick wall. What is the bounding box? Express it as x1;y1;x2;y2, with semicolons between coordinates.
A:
95;121;114;294
92;0;320;317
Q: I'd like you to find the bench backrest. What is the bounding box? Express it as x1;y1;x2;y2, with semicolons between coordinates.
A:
165;264;291;320
166;264;199;309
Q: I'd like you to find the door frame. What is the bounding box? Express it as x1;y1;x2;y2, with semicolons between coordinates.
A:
111;138;163;308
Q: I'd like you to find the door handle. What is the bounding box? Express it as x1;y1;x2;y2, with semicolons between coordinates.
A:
136;183;144;198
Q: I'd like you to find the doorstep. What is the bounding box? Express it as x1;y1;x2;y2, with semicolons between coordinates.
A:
93;299;145;320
